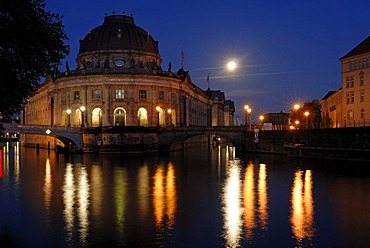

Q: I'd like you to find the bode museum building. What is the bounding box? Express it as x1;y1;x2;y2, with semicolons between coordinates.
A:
21;13;235;152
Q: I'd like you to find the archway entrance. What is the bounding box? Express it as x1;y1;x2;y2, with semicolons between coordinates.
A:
75;109;82;127
138;107;148;126
114;108;126;126
92;108;102;127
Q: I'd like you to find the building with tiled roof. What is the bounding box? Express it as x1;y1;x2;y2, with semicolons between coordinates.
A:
322;36;370;127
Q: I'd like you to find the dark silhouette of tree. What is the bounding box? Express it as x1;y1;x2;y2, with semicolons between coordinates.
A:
0;0;69;117
290;100;322;129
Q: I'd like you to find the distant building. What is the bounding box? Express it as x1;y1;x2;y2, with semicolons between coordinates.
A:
322;36;370;127
263;112;290;130
21;13;235;149
321;89;342;128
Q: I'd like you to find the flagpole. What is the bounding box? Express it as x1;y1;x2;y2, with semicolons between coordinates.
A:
206;73;210;89
181;47;184;68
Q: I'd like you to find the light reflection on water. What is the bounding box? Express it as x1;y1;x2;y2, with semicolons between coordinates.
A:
222;158;269;247
62;163;90;247
290;169;315;246
153;163;177;234
2;143;370;247
222;159;243;247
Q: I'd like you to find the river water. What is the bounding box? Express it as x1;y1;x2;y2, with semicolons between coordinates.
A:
1;142;370;247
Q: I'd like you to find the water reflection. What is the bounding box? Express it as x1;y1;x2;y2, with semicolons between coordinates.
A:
78;165;90;245
153;162;177;230
223;157;270;246
114;167;127;236
290;169;315;245
223;159;243;247
63;163;75;243
138;165;150;222
62;163;91;246
1;142;20;180
0;149;3;178
44;158;52;210
258;163;268;230
243;162;255;240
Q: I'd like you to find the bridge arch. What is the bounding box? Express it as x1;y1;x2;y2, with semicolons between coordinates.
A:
159;129;244;151
2;124;83;151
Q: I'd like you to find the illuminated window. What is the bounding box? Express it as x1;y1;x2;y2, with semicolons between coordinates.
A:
139;90;147;100
116;89;124;99
361;108;365;119
360;91;365;102
92;89;101;100
73;91;80;100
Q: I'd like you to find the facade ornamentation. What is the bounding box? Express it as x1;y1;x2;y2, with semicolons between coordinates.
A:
21;13;235;150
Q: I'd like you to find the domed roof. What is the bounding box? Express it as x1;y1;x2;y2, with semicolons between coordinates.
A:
78;14;160;55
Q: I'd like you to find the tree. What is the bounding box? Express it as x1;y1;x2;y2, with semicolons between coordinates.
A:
0;0;69;117
290;100;322;129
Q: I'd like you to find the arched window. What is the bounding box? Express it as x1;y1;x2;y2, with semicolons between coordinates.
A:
170;110;176;126
158;108;165;126
137;107;148;126
92;108;102;127
114;108;126;126
75;109;82;127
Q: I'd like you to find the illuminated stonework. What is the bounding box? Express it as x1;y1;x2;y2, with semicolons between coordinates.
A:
22;13;235;129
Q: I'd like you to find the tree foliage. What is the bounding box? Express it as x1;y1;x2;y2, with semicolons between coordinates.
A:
0;0;69;117
290;100;322;129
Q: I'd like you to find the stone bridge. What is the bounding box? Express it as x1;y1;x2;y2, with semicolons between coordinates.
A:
2;123;250;153
157;126;249;151
2;123;83;150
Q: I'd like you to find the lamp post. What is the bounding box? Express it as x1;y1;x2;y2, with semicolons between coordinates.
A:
66;109;71;128
244;105;249;127
304;111;310;129
80;106;85;128
156;106;161;126
167;109;172;126
259;115;264;130
295;120;300;129
247;108;251;131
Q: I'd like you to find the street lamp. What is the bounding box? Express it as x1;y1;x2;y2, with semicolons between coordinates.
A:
167;109;172;126
247;108;251;131
244;105;250;127
259;115;264;130
66;109;71;128
80;106;85;128
156;106;161;126
295;120;300;129
304;111;310;129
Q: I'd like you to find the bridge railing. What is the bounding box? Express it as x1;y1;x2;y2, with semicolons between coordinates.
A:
17;124;80;131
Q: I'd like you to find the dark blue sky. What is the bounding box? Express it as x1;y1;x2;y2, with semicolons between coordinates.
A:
46;0;370;123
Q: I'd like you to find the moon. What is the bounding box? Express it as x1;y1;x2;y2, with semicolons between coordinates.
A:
227;61;237;70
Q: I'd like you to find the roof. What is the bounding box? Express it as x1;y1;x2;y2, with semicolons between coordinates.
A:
341;36;370;60
78;14;159;55
322;89;340;100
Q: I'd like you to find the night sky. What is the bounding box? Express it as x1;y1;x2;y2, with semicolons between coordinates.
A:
46;0;370;123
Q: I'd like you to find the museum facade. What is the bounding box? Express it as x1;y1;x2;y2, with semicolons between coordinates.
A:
21;13;235;150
